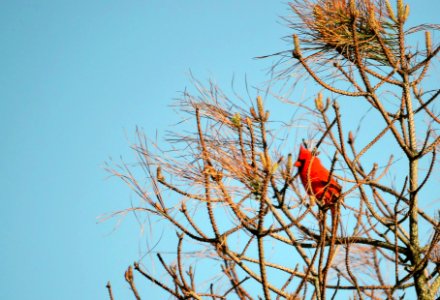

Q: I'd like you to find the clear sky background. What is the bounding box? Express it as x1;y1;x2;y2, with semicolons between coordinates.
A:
0;1;438;299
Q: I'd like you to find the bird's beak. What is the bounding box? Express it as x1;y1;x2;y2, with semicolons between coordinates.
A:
294;161;301;167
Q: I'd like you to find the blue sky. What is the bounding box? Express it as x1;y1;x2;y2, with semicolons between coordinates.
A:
1;1;438;299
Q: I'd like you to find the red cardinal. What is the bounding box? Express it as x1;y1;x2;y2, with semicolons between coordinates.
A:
295;145;342;272
294;145;341;212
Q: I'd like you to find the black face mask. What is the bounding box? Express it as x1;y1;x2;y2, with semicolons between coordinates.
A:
296;158;306;171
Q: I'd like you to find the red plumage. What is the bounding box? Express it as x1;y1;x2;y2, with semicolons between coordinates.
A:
294;145;341;210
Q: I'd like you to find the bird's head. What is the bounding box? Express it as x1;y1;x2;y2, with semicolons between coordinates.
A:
294;145;313;169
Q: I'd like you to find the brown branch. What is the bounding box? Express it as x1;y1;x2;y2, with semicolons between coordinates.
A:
409;44;440;74
125;266;141;300
134;262;182;299
344;242;364;300
292;35;368;97
195;107;221;237
106;281;115;300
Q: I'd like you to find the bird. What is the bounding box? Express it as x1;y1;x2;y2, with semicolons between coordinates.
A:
294;145;341;213
294;144;342;272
